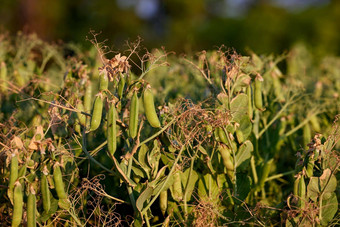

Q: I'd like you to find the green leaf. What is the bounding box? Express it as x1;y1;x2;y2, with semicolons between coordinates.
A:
136;186;154;212
230;94;248;122
235;140;253;170
138;144;151;178
307;177;319;202
321;193;338;226
236;115;252;141
181;168;199;202
236;173;251;202
147;140;161;178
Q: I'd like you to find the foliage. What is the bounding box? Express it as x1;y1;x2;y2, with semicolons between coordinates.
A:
0;33;339;226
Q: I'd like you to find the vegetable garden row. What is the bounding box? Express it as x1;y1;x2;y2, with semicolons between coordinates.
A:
0;33;339;226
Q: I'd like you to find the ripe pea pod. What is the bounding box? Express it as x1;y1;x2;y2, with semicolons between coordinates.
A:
258;159;273;189
306;157;314;178
218;127;228;144
272;68;285;102
303;122;311;147
247;85;253;120
129;89;139;139
159;190;168;216
293;176;299;196
76;100;86;126
27;186;37;227
172;169;183;202
118;73;125;99
254;75;264;110
99;72;109;91
218;144;234;172
235;129;244;144
298;175;306;208
41;172;51;212
143;84;161;128
84;80;93;114
11;181;23;227
107;102;117;155
90;93;104;132
53;162;67;200
8;154;18;203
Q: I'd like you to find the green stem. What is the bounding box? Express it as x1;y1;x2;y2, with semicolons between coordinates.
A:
251;156;258;184
265;170;295;182
81;128;115;175
141;145;186;215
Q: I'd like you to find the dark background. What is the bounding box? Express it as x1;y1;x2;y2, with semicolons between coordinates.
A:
1;0;339;56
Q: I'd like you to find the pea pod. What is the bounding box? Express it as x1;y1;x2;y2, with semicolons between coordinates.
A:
8;154;18;203
254;75;263;110
84;80;93;114
90;93;104;132
298;176;306;208
118;73;125;99
107;102;117;155
53;162;67;200
143;84;161;128
258;159;273;189
41;172;51;212
11;181;23;227
293;177;299;196
247;85;253;120
159;190;167;216
172;169;183;202
218;144;234;172
27;187;37;227
218;127;228;144
84;80;93;128
235;129;244;144
129;90;139;139
76;101;86;126
99;72;109;91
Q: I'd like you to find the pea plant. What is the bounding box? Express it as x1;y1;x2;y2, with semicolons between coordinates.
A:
0;33;339;226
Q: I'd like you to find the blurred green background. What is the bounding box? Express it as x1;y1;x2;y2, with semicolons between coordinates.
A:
1;0;339;56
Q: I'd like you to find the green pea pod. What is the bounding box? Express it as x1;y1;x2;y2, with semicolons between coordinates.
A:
247;85;253;120
53;162;67;200
143;85;161;128
99;72;109;91
118;73;125;99
27;187;37;227
41;173;51;212
1;61;8;93
11;181;23;227
159;190;167;216
8;154;18;203
235;129;244;144
172;170;183;202
218;144;234;172
90;93;104;132
84;80;93;114
218;127;228;144
254;75;263;110
76;101;86;126
298;176;306;208
107;102;117;155
293;177;299;196
258;159;273;189
303;122;311;147
129;90;139;139
306;157;314;178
